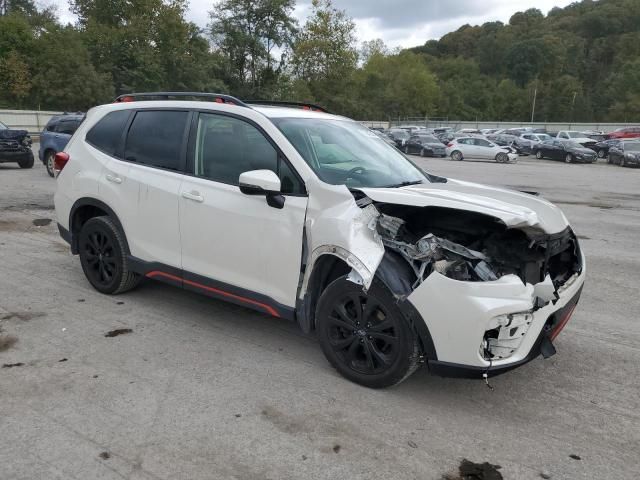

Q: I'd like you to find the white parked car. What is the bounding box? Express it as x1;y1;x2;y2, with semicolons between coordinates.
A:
446;137;519;163
556;131;597;149
53;93;585;388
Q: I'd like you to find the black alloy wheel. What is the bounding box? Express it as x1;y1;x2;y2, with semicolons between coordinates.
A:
597;149;606;158
78;216;141;294
535;150;543;159
404;145;410;154
565;153;573;163
316;277;420;388
420;148;427;157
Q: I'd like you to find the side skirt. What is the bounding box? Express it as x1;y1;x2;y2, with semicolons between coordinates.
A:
127;257;296;321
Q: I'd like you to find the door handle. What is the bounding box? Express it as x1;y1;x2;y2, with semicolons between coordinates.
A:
105;174;122;184
182;191;204;203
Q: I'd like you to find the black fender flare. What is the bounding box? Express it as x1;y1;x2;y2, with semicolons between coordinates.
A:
68;197;129;254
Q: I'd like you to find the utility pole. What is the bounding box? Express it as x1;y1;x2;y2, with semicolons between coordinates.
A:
530;85;537;124
570;91;577;128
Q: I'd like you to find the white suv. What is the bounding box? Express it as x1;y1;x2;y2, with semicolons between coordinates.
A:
54;93;586;388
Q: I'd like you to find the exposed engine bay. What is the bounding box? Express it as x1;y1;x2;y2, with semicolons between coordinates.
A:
369;201;581;297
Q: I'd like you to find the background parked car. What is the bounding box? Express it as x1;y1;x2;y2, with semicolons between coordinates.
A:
0;120;34;169
39;113;84;177
486;133;528;154
446;137;517;163
556;130;598;149
606;126;640;140
386;128;410;148
593;139;622;159
403;133;447;157
607;140;640;167
533;139;596;163
372;129;399;148
515;132;553;154
480;128;499;135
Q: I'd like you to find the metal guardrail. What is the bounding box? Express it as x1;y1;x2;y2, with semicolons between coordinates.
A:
0;109;62;135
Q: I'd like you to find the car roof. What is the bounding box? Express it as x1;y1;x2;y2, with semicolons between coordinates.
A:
94;100;347;122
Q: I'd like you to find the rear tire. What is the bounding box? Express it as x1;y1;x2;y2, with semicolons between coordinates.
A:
403;145;410;154
451;150;463;161
597;149;606;158
496;152;508;163
420;148;426;157
565;153;573;163
45;150;55;177
535;150;543;159
621;157;626;167
316;276;421;388
18;152;34;169
78;216;141;295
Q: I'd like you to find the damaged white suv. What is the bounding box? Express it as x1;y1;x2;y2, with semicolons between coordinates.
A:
54;93;585;388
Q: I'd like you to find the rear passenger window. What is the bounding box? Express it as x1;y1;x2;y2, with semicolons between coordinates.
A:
86;110;131;157
124;110;189;171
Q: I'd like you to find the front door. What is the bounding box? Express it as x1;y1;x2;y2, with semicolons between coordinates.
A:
179;112;308;313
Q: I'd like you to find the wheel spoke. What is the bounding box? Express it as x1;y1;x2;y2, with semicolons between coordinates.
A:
328;316;355;332
330;335;356;351
346;293;363;324
362;340;375;371
334;303;354;325
368;331;397;346
362;298;382;323
345;337;360;365
368;319;394;332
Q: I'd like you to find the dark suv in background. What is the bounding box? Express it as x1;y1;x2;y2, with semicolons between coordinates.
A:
0;120;34;169
39;113;84;177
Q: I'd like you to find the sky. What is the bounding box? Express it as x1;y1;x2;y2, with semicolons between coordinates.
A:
48;0;576;49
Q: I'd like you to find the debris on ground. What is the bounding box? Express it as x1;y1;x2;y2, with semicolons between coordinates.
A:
332;445;341;453
540;471;552;479
569;454;581;460
408;440;418;448
443;459;503;480
58;358;68;362
98;451;111;460
2;362;24;368
32;218;52;226
1;311;46;321
0;335;18;352
104;328;133;338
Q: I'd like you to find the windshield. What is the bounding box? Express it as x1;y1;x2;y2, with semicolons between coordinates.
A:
274;118;429;188
0;121;7;130
625;143;640;152
536;134;552;141
419;135;440;143
566;132;584;138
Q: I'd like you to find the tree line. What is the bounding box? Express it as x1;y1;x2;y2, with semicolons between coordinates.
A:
1;0;639;122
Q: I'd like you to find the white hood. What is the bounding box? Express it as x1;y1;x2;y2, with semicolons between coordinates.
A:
361;179;570;234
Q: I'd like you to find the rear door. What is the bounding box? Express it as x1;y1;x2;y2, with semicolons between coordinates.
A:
121;110;189;268
473;138;494;159
179;111;307;311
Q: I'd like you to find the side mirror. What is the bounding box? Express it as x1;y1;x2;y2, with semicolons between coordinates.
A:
239;169;285;209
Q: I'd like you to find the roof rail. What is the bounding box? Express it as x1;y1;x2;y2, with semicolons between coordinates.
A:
114;92;249;107
246;100;331;114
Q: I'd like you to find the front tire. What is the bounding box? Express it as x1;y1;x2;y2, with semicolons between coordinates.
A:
535;150;543;159
565;153;573;163
496;152;509;163
420;148;427;157
403;145;410;154
45;150;55;177
316;276;421;388
597;149;606;158
451;150;463;161
621;157;626;167
78;216;141;295
18;152;34;169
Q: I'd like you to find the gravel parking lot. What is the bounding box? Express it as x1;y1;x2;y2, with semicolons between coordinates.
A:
1;150;638;480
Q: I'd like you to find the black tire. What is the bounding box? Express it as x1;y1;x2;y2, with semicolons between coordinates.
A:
403;145;410;154
18;152;34;169
420;148;426;157
620;157;626;167
597;149;606;158
565;153;573;163
78;216;141;295
316;276;421;388
451;150;463;161
496;152;508;163
45;150;55;177
535;150;543;159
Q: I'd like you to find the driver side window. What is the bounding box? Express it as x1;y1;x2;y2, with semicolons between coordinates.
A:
193;113;304;194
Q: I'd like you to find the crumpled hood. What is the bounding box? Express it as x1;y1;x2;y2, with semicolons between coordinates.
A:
424;142;445;149
0;129;28;141
360;178;570;234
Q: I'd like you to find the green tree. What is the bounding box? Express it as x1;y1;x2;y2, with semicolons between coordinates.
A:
209;0;297;98
0;50;30;105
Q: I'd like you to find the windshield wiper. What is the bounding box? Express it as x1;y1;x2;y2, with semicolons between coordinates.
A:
383;180;425;188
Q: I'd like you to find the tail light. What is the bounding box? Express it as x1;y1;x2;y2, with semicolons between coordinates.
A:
54;152;70;175
447;142;454;147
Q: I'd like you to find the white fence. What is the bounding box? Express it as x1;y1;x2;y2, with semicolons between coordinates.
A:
0;110;62;135
388;118;638;132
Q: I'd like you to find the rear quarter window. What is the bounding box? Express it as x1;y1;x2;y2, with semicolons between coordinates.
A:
86;110;131;157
